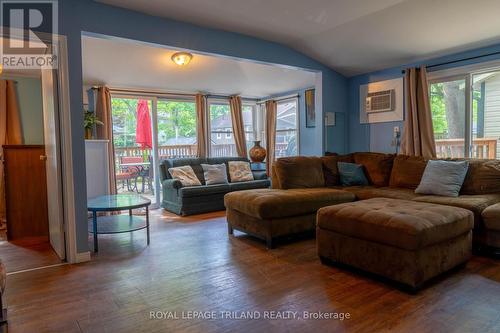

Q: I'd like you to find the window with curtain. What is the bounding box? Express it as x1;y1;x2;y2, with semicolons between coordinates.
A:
275;98;299;157
430;67;500;159
242;104;256;151
208;100;256;157
209;101;235;157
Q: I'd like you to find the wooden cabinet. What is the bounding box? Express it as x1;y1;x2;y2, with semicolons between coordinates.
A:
2;145;49;242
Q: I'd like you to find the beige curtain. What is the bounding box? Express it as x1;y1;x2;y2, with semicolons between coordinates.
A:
95;86;117;194
0;80;23;225
195;94;208;158
229;95;247;157
401;66;437;158
265;100;277;176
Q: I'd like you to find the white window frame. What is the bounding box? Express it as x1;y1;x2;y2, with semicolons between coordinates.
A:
275;97;300;157
206;98;258;157
207;98;233;157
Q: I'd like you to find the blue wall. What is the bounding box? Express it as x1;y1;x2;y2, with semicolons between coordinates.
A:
57;0;348;252
270;87;347;155
347;43;500;153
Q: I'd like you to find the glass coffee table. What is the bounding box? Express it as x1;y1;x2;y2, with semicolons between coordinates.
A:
87;194;151;252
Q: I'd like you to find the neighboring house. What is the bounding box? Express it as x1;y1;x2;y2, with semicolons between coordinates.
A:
474;73;500;158
210;112;253;145
161;137;196;146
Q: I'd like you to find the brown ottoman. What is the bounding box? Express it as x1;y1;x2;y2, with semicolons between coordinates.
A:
224;188;355;248
317;198;473;290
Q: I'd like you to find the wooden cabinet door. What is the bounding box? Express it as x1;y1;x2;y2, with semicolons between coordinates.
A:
3;145;49;241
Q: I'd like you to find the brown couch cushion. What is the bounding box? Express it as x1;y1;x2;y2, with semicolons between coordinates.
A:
460;159;500;195
339;186;422;200
389;155;428;189
482;203;500;231
317;198;473;251
413;194;500;228
224;188;355;219
353;152;395;187
273;156;325;189
321;154;354;186
271;165;280;189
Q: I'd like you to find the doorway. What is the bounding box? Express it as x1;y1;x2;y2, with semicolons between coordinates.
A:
0;39;67;273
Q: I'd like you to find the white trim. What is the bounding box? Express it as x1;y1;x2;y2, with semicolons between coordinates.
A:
6;263;68;276
151;98;161;209
465;73;472;158
75;251;91;263
428;59;500;81
276;96;300;156
56;35;79;264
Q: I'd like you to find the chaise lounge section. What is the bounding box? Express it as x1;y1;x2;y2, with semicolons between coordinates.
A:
225;188;355;248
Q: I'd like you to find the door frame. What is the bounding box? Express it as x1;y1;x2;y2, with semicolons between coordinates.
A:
0;29;80;263
53;34;81;263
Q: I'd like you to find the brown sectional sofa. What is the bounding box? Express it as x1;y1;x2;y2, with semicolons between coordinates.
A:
225;152;500;250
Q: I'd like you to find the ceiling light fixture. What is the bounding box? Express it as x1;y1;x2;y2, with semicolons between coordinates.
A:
171;52;193;66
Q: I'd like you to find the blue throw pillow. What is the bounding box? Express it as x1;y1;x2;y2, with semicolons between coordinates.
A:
337;162;369;186
415;160;469;197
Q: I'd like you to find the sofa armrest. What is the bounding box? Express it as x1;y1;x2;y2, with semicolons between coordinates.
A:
162;179;183;190
252;170;268;180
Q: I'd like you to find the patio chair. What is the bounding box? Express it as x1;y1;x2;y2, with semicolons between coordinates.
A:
117;156;144;192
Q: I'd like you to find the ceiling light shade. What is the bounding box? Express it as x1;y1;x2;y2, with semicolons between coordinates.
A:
171;52;193;66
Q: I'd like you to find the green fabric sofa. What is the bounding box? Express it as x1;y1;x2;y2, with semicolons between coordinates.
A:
160;157;270;216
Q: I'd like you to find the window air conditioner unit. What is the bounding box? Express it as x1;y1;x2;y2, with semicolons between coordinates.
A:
365;89;395;113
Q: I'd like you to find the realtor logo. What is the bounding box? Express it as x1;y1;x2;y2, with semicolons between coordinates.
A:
0;0;58;69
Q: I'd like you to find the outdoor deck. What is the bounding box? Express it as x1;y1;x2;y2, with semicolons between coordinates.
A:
435;138;498;159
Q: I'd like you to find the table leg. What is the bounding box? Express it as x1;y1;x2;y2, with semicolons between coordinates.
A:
146;206;150;245
93;211;98;252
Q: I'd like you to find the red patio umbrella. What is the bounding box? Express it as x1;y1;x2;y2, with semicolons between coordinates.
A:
136;99;152;149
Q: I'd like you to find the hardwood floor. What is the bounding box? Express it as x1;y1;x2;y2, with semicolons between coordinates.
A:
3;209;500;333
0;238;62;273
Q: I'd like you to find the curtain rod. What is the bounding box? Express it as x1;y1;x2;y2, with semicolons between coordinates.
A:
98;87;195;98
92;86;260;101
401;50;500;74
257;93;300;104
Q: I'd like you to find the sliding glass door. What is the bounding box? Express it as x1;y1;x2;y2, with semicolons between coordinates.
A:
110;94;200;208
472;70;500;159
430;68;500;160
156;98;198;159
111;96;158;205
430;78;467;158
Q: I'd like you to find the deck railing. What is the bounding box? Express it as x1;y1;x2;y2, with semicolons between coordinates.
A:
115;143;292;160
435;138;498;159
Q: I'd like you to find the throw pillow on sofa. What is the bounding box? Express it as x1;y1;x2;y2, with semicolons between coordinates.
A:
201;163;229;185
321;154;354;186
228;161;254;182
415;160;469;197
168;166;202;187
337;162;369;186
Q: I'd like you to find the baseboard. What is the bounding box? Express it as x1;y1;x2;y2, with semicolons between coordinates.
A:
75;251;91;263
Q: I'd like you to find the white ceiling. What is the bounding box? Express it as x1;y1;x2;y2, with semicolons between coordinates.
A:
96;0;500;77
81;35;316;98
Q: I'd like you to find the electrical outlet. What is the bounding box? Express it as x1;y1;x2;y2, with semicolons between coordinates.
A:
393;126;400;137
391;126;401;147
